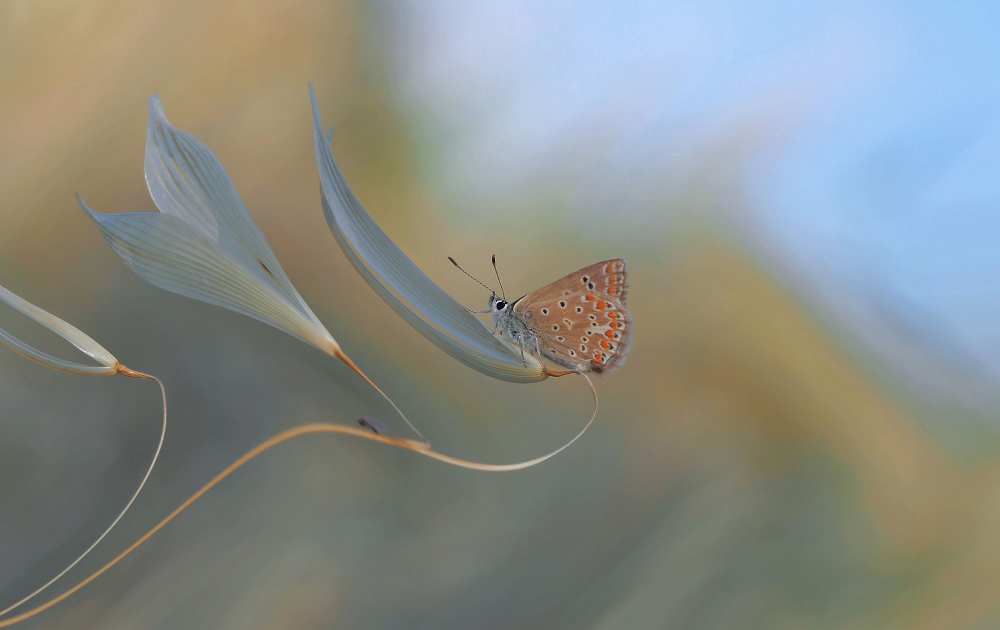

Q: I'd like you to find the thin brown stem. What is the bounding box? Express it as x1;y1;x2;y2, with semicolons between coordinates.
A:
332;346;428;442
0;373;596;627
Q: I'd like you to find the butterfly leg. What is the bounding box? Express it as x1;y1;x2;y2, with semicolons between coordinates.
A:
509;329;527;366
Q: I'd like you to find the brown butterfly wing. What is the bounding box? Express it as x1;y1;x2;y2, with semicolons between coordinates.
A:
514;258;630;373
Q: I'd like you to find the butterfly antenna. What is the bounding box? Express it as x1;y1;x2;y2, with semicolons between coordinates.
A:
448;256;496;295
463;306;493;315
491;254;506;300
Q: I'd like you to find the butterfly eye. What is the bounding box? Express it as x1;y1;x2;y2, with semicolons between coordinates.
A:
495;300;507;310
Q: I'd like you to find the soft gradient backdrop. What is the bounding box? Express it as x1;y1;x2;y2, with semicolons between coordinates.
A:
3;2;999;628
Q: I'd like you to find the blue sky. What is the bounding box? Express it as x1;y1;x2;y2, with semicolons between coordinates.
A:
384;0;1000;375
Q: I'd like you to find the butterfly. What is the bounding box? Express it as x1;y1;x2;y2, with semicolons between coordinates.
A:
451;257;631;374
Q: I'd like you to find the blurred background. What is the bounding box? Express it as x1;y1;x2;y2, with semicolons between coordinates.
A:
2;1;999;628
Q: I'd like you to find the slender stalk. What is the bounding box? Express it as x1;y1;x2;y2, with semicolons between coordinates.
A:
0;373;596;628
0;367;167;619
328;342;428;443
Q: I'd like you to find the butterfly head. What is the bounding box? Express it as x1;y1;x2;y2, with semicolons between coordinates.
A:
488;292;511;324
489;293;509;313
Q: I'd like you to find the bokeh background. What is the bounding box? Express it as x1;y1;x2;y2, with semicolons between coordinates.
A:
3;2;1000;628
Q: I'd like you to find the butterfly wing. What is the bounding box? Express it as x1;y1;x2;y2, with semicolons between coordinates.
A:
514;258;630;373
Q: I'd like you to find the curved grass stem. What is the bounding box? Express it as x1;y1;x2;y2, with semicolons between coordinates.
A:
331;345;428;443
0;372;596;628
0;367;167;620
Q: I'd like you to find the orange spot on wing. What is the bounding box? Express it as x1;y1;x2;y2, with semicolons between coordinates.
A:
608;311;619;319
609;320;622;329
600;339;611;350
585;292;595;301
595;300;607;310
605;330;615;339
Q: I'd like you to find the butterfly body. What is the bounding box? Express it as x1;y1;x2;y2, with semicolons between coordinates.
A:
489;258;630;374
490;295;541;362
